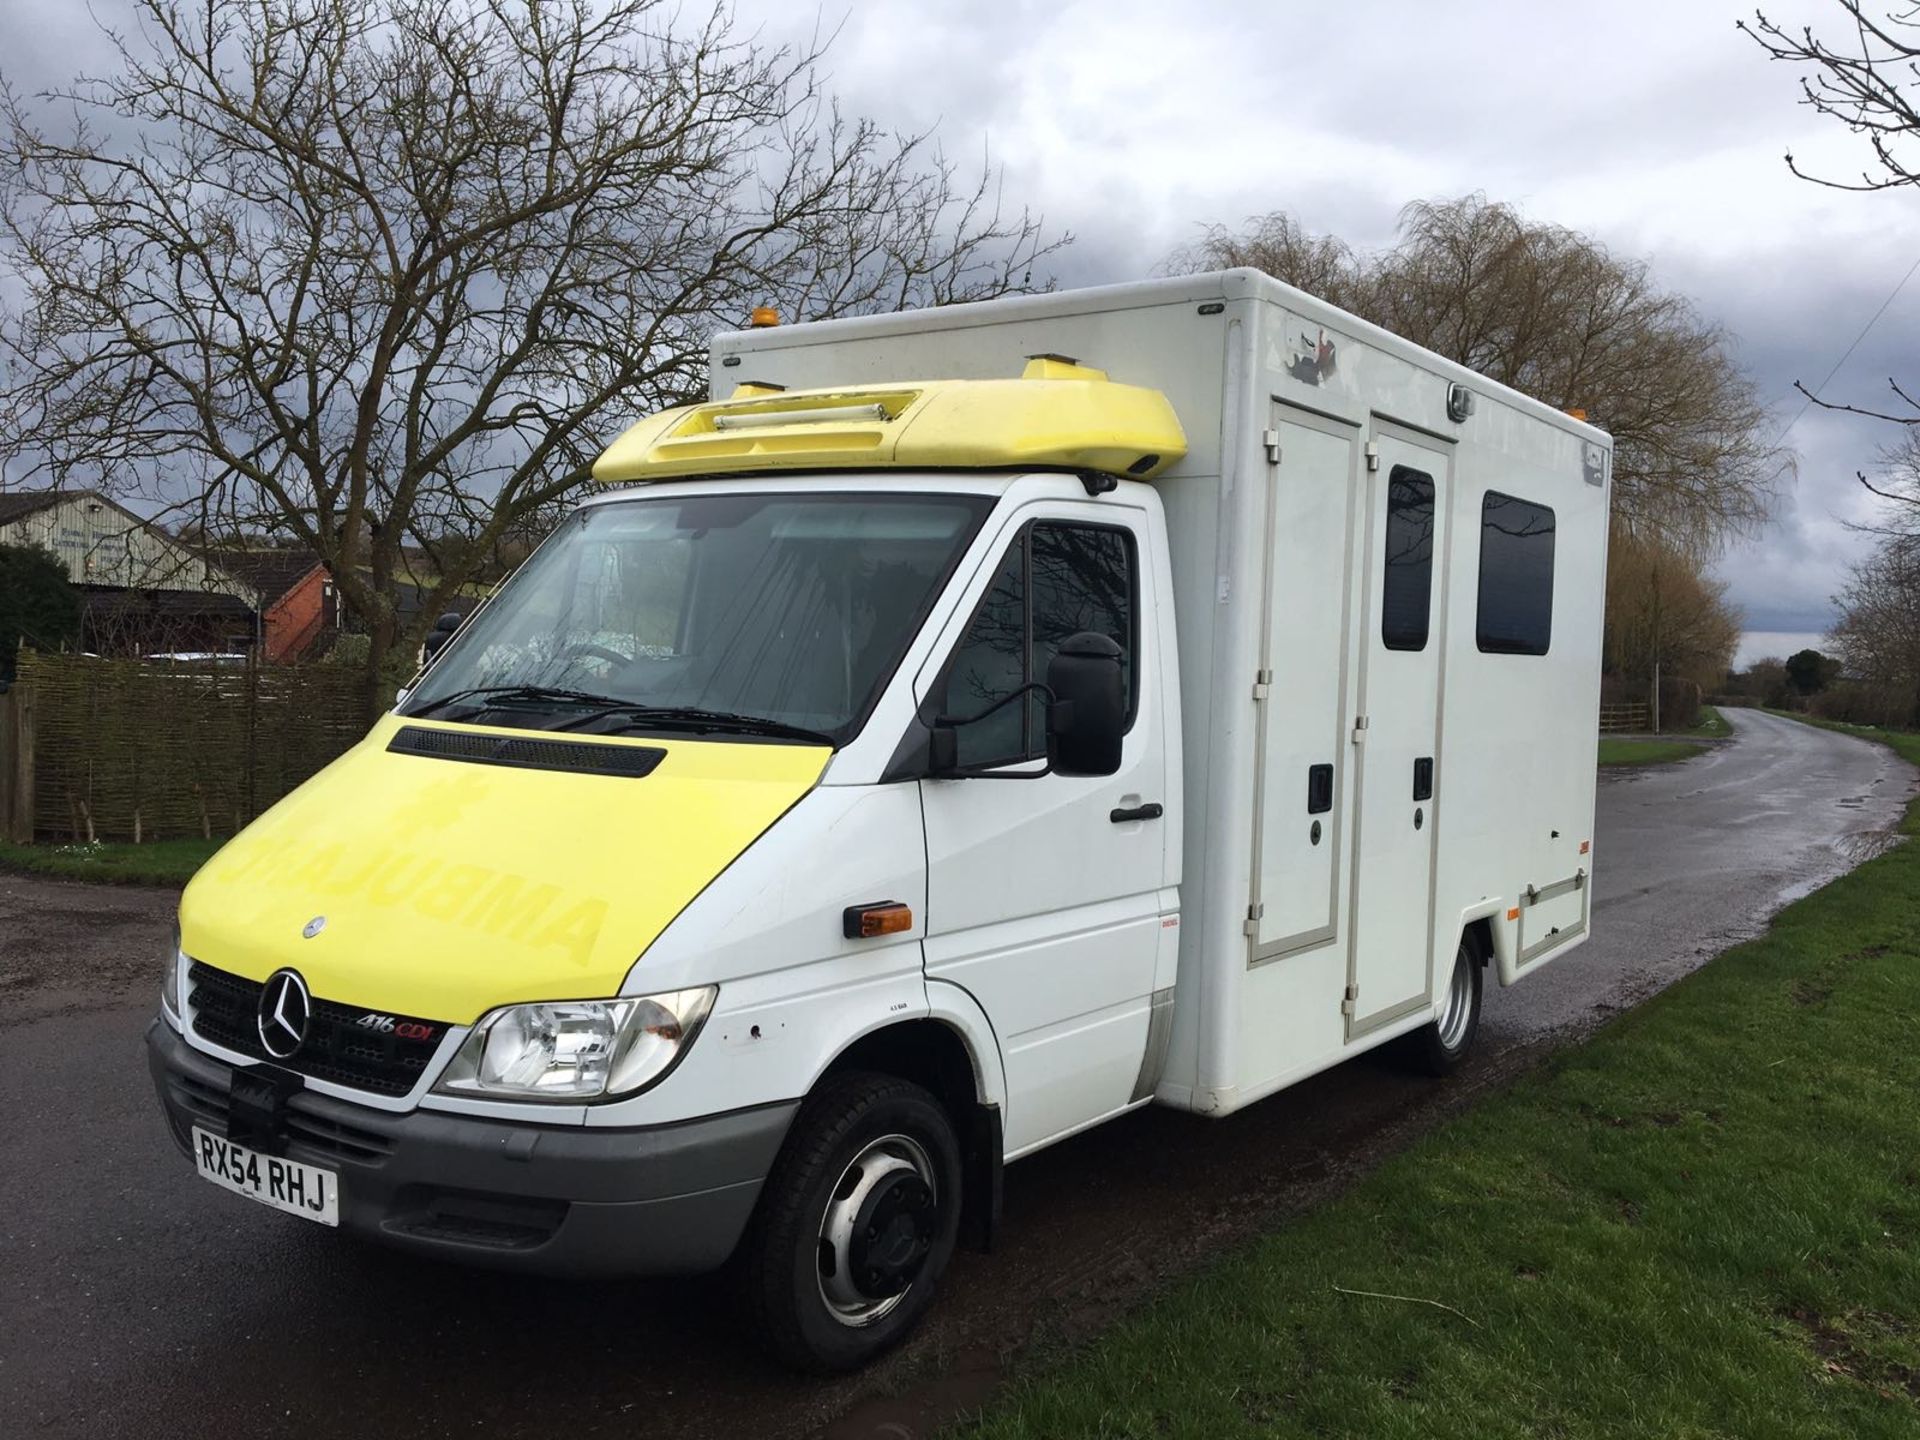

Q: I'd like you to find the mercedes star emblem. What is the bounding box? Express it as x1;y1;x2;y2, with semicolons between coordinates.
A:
257;968;312;1059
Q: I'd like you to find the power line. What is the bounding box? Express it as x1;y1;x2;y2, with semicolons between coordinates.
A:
1772;249;1920;447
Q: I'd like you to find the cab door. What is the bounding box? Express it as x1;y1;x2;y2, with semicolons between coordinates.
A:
918;504;1168;1158
1347;427;1450;1036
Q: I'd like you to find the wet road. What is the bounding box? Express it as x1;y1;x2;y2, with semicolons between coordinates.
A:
1;709;1909;1439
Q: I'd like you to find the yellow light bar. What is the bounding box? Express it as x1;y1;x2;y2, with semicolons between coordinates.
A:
593;364;1187;484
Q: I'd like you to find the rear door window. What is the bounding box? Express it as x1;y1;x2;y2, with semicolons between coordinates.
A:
1381;466;1435;651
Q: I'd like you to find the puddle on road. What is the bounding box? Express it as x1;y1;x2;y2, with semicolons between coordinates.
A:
1774;827;1906;907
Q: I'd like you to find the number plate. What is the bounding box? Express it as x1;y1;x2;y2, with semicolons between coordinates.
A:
191;1126;339;1226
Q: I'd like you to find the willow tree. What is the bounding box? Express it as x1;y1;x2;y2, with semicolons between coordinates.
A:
1174;196;1782;553
0;0;1059;717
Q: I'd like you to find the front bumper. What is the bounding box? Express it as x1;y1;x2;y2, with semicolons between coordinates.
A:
147;1019;795;1276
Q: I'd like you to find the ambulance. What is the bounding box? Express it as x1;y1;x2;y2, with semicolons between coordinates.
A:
149;269;1609;1370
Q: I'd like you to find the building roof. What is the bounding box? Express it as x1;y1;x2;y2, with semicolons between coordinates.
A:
208;548;326;605
0;490;67;525
83;587;255;618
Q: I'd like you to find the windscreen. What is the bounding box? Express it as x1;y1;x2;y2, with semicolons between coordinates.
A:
404;491;991;745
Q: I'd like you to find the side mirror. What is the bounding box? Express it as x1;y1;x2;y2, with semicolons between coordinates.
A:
1046;632;1125;777
422;610;463;661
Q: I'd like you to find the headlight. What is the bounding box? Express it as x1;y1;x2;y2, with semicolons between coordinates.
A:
434;987;717;1102
160;921;182;1026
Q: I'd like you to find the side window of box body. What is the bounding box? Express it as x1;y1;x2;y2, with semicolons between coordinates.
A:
1477;490;1555;656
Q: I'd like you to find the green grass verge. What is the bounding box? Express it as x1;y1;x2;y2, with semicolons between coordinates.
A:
1761;708;1906;743
0;836;223;886
963;735;1920;1438
1597;737;1705;767
1689;705;1730;737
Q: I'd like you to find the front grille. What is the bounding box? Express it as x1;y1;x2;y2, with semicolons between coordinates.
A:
164;1061;394;1165
187;961;449;1098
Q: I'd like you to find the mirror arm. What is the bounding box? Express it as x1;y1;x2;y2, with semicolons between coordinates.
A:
942;757;1054;781
927;681;1057;780
932;680;1056;732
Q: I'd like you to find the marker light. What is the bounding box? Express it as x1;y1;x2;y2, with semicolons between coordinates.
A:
843;902;913;940
750;306;780;327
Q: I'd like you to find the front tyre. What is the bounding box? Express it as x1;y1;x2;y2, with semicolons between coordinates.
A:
738;1072;963;1372
1406;932;1484;1076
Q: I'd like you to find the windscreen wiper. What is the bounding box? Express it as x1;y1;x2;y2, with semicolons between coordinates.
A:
553;703;835;746
408;684;623;719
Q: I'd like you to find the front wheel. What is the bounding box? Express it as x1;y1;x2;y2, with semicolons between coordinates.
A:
1404;933;1483;1076
737;1072;963;1372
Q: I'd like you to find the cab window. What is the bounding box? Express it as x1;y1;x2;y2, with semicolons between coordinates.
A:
940;521;1137;769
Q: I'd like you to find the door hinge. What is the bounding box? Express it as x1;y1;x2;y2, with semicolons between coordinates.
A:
1263;428;1282;465
1340;982;1359;1018
1351;714;1369;745
1244;903;1264;938
1364;441;1380;472
1252;667;1272;702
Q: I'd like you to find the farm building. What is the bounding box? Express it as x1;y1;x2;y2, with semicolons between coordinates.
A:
0;490;256;656
206;548;337;663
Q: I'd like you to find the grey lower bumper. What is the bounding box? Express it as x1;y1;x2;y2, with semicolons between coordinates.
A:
146;1019;795;1276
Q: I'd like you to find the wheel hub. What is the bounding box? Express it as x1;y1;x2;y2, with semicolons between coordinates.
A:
847;1173;934;1297
816;1134;940;1327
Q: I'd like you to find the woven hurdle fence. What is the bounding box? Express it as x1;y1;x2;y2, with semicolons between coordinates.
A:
10;652;369;842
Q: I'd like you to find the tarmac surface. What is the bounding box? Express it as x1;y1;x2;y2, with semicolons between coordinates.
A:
0;707;1909;1439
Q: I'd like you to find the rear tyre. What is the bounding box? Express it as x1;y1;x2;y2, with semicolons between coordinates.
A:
737;1071;963;1373
1405;932;1483;1076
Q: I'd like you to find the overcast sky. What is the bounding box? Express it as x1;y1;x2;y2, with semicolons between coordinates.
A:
7;0;1916;663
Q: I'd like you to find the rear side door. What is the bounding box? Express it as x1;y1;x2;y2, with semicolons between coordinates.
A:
1250;404;1363;962
917;504;1169;1157
1347;427;1450;1035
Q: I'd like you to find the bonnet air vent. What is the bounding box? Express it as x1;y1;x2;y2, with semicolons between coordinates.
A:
387;726;666;779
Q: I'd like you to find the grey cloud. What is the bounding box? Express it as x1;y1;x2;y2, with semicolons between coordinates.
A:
6;0;1914;655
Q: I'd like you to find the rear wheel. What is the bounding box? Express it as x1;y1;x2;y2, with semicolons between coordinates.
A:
737;1072;962;1372
1405;932;1483;1076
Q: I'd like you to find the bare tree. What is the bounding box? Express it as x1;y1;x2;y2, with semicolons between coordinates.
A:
1173;195;1783;553
1162;214;1362;312
0;0;1062;717
1828;533;1920;722
1743;2;1920;193
1743;5;1920;442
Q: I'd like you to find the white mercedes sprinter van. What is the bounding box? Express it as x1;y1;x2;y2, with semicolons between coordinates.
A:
149;270;1609;1370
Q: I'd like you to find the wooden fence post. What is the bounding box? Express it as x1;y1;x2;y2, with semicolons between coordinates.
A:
0;689;12;841
1;685;35;844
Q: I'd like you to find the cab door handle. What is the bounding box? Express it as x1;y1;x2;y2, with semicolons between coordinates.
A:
1110;802;1164;823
